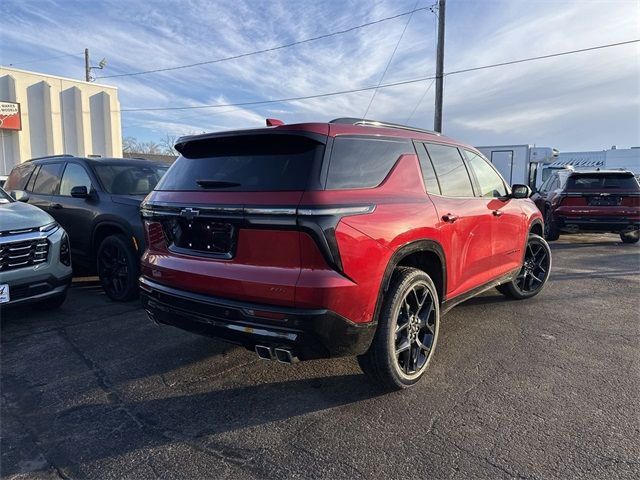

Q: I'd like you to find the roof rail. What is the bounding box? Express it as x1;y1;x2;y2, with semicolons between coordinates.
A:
330;117;441;136
26;154;75;162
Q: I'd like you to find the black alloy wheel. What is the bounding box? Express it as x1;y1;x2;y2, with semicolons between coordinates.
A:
497;234;551;300
620;230;639;244
358;267;440;390
97;234;139;301
394;282;437;376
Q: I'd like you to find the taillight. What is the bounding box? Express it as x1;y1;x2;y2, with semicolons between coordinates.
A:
59;232;71;266
144;221;166;251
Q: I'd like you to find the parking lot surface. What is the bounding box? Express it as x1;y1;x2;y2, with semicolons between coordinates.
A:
1;234;639;479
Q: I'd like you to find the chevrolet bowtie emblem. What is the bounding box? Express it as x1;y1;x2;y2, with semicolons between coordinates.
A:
180;207;200;219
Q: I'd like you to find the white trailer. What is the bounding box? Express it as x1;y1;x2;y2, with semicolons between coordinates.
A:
476;145;558;190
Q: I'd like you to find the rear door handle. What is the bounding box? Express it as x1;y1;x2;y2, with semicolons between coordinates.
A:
492;210;503;217
442;213;459;223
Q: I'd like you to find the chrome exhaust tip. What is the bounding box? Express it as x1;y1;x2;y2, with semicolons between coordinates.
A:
274;348;298;364
255;345;274;360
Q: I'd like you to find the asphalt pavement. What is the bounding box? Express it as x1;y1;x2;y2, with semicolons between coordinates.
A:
1;234;639;479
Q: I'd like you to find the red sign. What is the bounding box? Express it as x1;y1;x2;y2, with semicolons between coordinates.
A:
0;101;21;130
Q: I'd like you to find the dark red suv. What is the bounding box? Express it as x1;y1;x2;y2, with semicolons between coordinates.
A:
532;169;640;243
139;118;550;389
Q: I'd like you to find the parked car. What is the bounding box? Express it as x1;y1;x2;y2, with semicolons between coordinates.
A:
4;155;168;301
532;169;640;243
139;118;550;390
0;187;72;308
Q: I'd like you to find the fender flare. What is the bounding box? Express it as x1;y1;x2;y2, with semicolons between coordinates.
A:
372;239;447;323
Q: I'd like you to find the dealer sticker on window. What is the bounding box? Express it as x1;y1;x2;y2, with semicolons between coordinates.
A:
0;284;10;304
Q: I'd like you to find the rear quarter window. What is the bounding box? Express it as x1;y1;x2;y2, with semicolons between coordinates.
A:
5;163;35;191
157;134;324;192
326;136;412;190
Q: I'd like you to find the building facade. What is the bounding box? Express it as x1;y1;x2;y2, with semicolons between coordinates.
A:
0;66;122;175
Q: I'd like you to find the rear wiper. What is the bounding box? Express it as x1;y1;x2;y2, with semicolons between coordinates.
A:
196;180;241;189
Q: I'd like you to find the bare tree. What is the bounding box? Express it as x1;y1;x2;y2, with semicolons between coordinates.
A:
122;136;140;154
160;134;178;156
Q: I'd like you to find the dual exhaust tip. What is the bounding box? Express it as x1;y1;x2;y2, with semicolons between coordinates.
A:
255;345;298;364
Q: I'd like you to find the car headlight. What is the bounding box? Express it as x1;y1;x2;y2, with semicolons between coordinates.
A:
39;222;59;234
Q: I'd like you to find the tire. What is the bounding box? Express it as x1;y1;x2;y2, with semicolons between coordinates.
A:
37;291;67;309
497;234;551;300
544;208;560;241
96;234;139;301
357;267;440;391
620;231;639;244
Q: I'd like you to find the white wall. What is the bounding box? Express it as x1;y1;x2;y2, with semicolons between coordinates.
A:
0;66;122;174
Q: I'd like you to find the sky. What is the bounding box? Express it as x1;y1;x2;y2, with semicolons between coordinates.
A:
0;0;638;152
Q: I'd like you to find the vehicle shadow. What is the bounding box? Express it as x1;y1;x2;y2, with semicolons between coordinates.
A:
2;373;384;477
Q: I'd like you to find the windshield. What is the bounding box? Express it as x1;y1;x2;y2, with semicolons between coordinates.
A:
0;187;13;204
566;174;639;190
94;164;168;195
156;134;325;192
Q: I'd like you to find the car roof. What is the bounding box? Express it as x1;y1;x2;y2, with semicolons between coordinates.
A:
26;155;166;167
568;169;635;176
174;118;470;154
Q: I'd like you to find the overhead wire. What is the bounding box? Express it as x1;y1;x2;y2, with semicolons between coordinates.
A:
118;39;639;113
96;5;435;79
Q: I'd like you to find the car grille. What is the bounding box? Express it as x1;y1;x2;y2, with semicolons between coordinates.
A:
0;238;49;272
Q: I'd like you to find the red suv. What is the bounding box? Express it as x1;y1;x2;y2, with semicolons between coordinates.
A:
532;169;640;243
140;118;550;390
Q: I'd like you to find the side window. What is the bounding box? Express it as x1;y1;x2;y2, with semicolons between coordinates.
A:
32;163;63;195
538;176;553;193
550;176;560;191
5;164;36;191
465;150;508;198
414;142;441;194
326;137;411;189
425;144;475;197
59;163;92;196
25;165;41;192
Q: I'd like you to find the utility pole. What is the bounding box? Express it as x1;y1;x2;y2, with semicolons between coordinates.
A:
433;0;446;133
84;48;90;82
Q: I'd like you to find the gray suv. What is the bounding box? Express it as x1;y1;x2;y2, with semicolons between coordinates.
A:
0;188;72;308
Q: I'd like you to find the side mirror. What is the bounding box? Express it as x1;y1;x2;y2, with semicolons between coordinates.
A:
70;185;89;198
11;190;29;202
511;184;532;199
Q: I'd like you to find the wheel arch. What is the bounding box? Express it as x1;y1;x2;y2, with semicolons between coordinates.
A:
529;218;543;237
92;221;131;258
373;240;447;323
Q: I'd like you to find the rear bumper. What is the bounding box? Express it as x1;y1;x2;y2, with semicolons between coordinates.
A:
139;276;376;360
557;216;640;233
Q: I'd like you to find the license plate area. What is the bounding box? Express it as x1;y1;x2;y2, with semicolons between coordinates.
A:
587;195;619;206
0;283;9;304
161;218;236;258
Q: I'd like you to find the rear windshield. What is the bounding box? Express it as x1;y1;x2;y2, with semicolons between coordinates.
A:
566;174;639;190
156;134;325;192
94;164;168;195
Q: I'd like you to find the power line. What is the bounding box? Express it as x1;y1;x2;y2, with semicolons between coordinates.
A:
445;38;639;76
119;38;639;113
96;6;434;79
362;0;425;118
121;75;438;112
5;51;84;67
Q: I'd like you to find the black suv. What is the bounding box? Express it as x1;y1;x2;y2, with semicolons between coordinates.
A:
4;155;168;300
